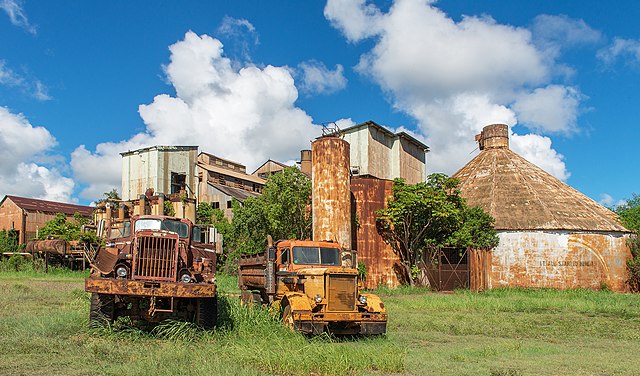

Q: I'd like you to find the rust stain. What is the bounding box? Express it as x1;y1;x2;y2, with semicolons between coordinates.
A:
312;137;351;249
490;231;631;292
351;177;400;289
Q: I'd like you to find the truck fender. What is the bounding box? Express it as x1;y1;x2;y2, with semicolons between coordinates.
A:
281;292;313;312
361;293;386;313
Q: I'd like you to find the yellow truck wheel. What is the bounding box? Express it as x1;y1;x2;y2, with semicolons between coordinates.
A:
281;303;295;330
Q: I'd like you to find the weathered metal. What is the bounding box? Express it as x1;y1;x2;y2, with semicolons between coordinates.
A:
24;239;68;255
132;231;179;281
453;124;633;292
85;213;218;327
85;277;217;298
238;239;387;335
490;231;631;291
350;177;400;289
312;136;351;249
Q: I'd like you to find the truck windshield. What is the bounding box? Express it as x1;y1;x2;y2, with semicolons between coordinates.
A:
134;218;189;238
292;246;341;266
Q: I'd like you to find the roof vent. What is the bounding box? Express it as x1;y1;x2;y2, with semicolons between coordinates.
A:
475;124;509;150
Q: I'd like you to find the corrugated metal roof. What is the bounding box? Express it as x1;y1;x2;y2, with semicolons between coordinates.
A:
198;162;266;185
452;146;629;232
1;195;93;217
208;183;260;202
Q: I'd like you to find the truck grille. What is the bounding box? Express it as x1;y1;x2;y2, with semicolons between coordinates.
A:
132;233;178;281
327;274;356;311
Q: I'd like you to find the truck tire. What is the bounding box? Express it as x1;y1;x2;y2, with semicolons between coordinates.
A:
89;293;114;326
281;303;294;330
196;297;217;329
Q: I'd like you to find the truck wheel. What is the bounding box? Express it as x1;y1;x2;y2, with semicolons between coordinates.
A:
89;293;114;326
281;303;294;330
196;297;217;329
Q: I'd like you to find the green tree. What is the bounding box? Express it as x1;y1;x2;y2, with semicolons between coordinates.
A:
227;167;312;260
614;194;640;291
94;189;121;205
376;174;498;286
0;229;20;253
37;212;89;241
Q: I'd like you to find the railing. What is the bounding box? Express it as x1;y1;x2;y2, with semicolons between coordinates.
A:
132;233;178;281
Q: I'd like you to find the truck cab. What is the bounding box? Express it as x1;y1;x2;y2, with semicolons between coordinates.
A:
239;239;387;335
85;215;218;328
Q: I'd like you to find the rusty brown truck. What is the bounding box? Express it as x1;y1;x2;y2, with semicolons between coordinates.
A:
238;238;387;335
85;215;218;328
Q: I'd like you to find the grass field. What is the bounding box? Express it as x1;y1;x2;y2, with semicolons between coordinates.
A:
1;269;639;375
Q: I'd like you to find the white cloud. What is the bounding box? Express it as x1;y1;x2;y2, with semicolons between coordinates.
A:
0;107;74;202
324;0;383;42
325;0;584;179
0;0;36;34
531;14;602;50
512;85;583;134
298;60;347;95
510;132;569;181
0;60;52;100
597;37;640;66
598;193;626;209
71;31;320;200
216;16;259;62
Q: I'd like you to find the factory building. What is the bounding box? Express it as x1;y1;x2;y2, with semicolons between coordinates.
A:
0;195;93;244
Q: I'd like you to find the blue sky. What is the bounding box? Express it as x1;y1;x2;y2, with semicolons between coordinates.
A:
0;0;638;207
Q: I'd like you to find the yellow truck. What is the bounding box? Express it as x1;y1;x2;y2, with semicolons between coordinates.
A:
238;237;387;335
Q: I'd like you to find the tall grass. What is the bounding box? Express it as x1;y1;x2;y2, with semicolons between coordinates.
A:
2;272;640;375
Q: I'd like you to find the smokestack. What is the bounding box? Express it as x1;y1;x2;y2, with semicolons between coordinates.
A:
118;203;125;220
476;124;509;150
300;149;312;177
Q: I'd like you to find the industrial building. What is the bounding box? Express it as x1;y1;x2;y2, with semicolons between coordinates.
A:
0;195;93;244
196;152;265;219
120;145;199;201
453;124;632;292
339;120;429;184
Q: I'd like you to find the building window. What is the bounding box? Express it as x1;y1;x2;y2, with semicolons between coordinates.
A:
227;200;232;209
171;172;186;194
212;202;220;209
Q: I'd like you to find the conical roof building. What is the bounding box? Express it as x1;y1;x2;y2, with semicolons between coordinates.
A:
453;124;631;291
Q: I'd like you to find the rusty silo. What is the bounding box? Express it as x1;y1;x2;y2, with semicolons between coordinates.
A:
312;136;351;249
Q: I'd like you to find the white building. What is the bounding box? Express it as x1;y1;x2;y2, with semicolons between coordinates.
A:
339;121;429;184
121;146;198;201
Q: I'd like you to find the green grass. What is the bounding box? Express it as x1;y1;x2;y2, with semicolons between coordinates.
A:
1;271;639;375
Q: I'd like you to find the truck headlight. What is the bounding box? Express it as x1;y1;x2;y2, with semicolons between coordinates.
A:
314;294;322;303
358;295;367;304
116;266;127;278
180;273;192;283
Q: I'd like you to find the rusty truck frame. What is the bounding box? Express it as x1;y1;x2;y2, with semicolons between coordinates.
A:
85;215;218;328
239;238;387;335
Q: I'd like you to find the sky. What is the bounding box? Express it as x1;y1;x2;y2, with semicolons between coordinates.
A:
0;0;638;207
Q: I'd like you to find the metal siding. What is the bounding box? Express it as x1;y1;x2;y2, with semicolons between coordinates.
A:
351;177;400;289
312;137;351;249
491;231;632;292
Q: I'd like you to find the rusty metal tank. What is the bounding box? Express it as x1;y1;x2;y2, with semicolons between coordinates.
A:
312;136;351;249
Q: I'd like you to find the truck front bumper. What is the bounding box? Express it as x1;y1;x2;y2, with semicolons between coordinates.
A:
293;311;387;335
85;277;216;299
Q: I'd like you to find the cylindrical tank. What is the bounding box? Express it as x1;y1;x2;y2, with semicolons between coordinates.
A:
300;149;312;177
479;124;509;150
312;136;351;249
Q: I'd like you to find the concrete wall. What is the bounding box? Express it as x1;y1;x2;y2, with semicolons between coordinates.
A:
490;230;632;292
